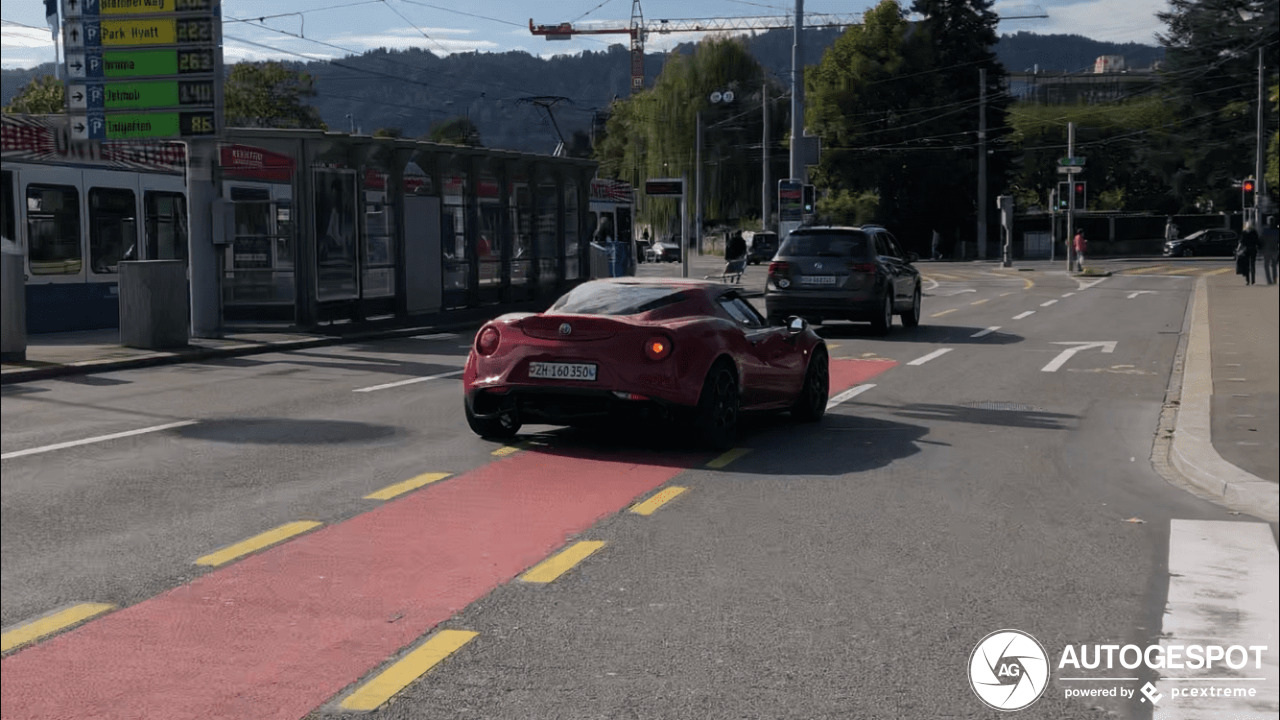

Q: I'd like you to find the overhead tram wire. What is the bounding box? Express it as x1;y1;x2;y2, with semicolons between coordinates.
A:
379;0;454;58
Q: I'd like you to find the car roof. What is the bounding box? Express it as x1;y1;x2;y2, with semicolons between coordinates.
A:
790;225;882;233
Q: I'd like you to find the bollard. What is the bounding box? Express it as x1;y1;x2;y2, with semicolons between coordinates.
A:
119;260;189;350
1;242;26;362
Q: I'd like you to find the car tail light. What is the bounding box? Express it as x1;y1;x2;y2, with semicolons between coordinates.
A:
848;262;877;273
768;261;793;276
644;335;673;361
475;326;500;355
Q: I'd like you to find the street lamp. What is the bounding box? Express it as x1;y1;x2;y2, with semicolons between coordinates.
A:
696;89;736;255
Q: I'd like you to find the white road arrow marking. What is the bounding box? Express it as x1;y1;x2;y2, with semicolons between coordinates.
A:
1073;276;1109;291
1041;341;1117;373
1127;290;1157;299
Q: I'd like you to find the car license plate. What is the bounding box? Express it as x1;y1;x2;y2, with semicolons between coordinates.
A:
528;362;597;381
800;275;837;285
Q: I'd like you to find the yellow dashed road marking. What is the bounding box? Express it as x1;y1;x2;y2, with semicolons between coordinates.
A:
520;540;606;583
1203;267;1233;276
1125;265;1168;275
630;486;688;516
365;472;451;500
339;629;479;711
195;521;322;567
1165;266;1201;275
706;448;752;469
930;272;962;280
970;298;989;305
2;603;114;653
931;308;957;318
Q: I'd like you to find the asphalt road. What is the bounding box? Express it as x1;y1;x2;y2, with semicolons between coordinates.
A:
2;257;1273;720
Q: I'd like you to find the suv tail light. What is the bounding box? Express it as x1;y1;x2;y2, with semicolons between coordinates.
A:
644;335;673;361
768;261;792;276
848;262;877;273
475;326;500;355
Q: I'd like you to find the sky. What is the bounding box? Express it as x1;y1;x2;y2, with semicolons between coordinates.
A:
1;0;1171;71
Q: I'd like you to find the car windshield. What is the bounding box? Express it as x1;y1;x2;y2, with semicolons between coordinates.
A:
1184;230;1209;240
548;282;690;316
780;231;870;258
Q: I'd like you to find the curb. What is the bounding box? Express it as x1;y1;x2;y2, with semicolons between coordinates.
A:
0;322;480;386
1166;277;1279;521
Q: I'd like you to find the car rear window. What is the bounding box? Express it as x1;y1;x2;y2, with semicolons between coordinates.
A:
780;231;870;258
549;282;689;316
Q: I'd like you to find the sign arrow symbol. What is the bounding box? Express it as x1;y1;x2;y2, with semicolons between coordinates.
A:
73;91;84;101
1041;341;1117;373
75;123;85;132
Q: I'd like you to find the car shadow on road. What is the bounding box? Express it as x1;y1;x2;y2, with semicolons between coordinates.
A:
857;401;1076;431
173;418;400;444
817;323;1024;345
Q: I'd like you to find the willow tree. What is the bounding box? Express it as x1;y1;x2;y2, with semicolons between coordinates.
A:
596;38;788;236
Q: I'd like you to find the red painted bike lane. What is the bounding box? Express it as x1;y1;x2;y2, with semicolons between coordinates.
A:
0;359;894;720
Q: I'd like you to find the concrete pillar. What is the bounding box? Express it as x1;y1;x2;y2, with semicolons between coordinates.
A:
1;249;26;361
119;260;189;349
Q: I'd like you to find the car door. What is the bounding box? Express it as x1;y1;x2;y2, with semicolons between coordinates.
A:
884;232;917;300
717;292;795;407
874;232;907;306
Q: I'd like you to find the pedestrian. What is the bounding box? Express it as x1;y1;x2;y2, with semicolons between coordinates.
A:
1164;217;1178;244
1236;222;1259;285
726;230;747;263
1261;216;1279;285
931;229;942;260
1072;229;1087;272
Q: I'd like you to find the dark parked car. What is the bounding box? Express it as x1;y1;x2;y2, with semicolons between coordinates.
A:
648;238;682;263
764;225;921;334
1163;229;1239;257
746;231;779;265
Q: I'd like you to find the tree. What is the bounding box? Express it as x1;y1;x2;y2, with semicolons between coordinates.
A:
1156;0;1278;211
372;127;404;138
224;61;326;129
424;116;482;146
3;75;65;114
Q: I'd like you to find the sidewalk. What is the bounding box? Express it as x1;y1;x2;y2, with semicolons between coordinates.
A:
1167;270;1278;522
0;309;504;385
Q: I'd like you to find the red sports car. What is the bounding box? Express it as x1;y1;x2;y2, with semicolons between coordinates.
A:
463;278;830;449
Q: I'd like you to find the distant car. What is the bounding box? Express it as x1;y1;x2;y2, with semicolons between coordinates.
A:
746;231;779;265
463;278;830;449
764;225;921;334
1163;229;1239;257
649;239;682;263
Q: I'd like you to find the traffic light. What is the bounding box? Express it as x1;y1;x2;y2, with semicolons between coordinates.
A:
1072;181;1087;211
802;184;815;215
1242;178;1256;209
1055;182;1070;211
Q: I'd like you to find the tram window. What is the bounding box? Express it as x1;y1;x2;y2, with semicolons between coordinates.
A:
144;191;188;262
26;184;82;275
89;187;138;274
2;171;15;241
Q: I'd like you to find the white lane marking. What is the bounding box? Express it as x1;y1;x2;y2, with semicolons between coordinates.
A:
410;332;460;341
971;326;1001;338
1040;299;1058;307
1061;292;1076;297
922;276;939;292
353;369;464;393
1040;341;1117;373
1127;290;1157;299
1073;276;1108;291
826;384;875;410
907;348;952;366
1012;311;1036;320
1;420;198;461
1156;520;1278;714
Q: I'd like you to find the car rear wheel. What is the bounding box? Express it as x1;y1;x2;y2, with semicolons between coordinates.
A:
871;292;893;335
465;401;521;440
791;347;829;422
901;283;921;328
1181;247;1194;257
694;361;740;450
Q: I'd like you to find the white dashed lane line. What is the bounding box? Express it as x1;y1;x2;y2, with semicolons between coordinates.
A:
1012;311;1036;320
353;369;464;393
907;348;952;366
971;326;1001;338
826;384;875;410
1040;299;1058;307
1;421;198;461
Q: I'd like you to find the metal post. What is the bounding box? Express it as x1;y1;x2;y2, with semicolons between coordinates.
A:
977;68;988;259
762;83;770;231
1066;122;1075;272
695;111;703;256
681;174;689;279
789;0;804;182
186;139;221;337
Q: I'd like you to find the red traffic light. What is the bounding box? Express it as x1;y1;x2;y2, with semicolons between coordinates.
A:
1243;180;1256;192
1074;183;1085;193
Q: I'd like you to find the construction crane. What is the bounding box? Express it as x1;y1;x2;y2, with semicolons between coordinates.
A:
530;1;863;95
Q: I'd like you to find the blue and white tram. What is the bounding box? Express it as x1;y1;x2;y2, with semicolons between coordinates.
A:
2;115;188;333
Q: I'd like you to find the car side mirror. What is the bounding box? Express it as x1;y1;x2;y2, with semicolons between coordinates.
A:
906;251;919;263
786;316;808;335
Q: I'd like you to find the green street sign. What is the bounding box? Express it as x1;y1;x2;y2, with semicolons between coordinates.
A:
70;110;217;140
68;79;215;110
1057;156;1087;167
66;47;217;79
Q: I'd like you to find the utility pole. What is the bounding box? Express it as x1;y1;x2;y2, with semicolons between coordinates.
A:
695;110;703;256
977;68;988;259
1256;47;1265;224
789;0;804;183
762;83;770;231
1066;121;1075;272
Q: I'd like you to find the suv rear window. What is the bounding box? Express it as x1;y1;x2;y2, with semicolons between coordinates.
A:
779;231;870;258
549;282;689;316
